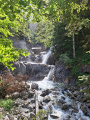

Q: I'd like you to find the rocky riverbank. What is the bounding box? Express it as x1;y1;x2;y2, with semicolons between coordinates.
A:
1;81;90;120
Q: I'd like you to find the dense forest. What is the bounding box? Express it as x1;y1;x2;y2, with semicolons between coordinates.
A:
0;0;90;119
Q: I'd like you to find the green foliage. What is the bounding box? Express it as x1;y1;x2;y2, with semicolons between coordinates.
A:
78;75;90;97
52;22;72;59
0;99;13;111
32;110;49;120
59;53;72;66
34;20;54;47
0;0;31;70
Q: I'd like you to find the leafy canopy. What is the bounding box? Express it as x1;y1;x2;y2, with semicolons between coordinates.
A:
0;0;32;70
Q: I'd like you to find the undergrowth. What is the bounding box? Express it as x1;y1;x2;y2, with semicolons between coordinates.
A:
0;70;29;98
0;99;13;111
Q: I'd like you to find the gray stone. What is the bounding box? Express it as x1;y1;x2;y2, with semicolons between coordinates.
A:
40;89;51;97
27;105;33;112
50;114;59;119
61;103;72;110
12;92;20;99
43;96;51;103
57;99;66;106
31;99;35;103
28;91;35;98
22;95;28;100
31;83;39;90
22;101;30;108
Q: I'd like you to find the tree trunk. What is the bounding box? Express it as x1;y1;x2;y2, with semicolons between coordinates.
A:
72;33;76;58
35;90;39;118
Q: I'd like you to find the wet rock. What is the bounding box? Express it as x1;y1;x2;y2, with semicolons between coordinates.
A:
50;114;59;119
61;103;72;110
53;95;58;98
47;55;55;65
22;101;30;108
26;63;50;80
61;96;66;100
57;99;66;106
31;99;35;103
48;105;53;113
43;115;48;120
80;105;90;116
30;112;35;119
40;89;51;97
31;83;39;90
28;91;35;98
52;91;59;95
22;94;28;100
13;62;50;80
20;91;27;97
43;96;51;103
39;102;43;109
12;92;20;99
27;105;33;112
68;109;74;114
80;117;89;120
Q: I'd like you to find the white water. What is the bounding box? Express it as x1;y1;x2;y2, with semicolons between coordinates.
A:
42;50;52;64
27;48;90;120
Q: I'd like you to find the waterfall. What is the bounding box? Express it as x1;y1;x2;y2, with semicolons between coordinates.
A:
16;47;89;120
42;50;52;64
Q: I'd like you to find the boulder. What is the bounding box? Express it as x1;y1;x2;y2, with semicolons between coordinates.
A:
39;102;43;109
31;83;39;90
27;105;33;112
57;99;66;106
61;103;72;110
31;98;35;103
22;101;30;108
12;62;50;81
43;96;51;103
50;114;59;119
40;89;51;97
28;91;35;98
22;95;29;100
12;92;20;99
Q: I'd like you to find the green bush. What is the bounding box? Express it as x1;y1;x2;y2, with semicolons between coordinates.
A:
32;110;49;120
0;99;13;111
78;75;90;97
59;53;72;66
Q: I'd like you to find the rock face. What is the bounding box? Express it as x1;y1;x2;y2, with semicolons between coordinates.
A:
47;55;55;65
54;61;76;85
12;62;50;81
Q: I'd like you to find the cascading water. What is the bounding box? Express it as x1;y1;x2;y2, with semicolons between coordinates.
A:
42;50;52;64
27;48;90;120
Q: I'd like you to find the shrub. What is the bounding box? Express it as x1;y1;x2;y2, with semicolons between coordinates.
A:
78;75;90;97
32;110;49;120
0;70;29;98
0;99;13;111
59;53;72;66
